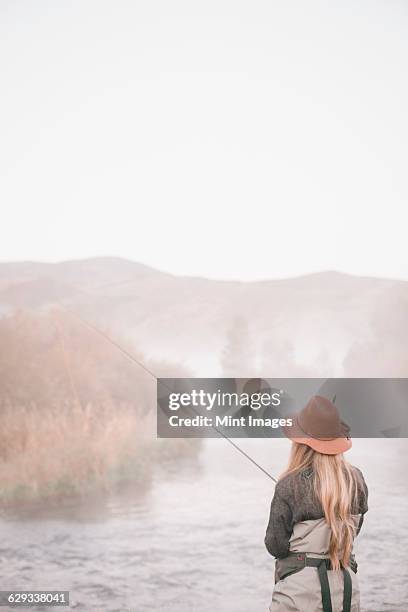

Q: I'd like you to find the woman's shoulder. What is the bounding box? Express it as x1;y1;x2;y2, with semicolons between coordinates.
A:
276;464;368;503
275;468;314;500
350;464;369;509
350;464;368;489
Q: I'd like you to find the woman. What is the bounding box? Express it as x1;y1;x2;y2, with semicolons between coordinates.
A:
265;395;368;612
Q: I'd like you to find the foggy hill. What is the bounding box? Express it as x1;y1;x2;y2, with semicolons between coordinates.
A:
0;257;407;376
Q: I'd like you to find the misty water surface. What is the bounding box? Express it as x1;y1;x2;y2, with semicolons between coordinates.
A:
0;439;407;612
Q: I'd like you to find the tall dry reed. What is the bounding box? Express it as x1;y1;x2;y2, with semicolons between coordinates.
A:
0;401;154;504
0;309;199;506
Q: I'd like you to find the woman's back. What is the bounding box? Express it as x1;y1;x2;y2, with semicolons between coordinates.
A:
265;455;368;612
265;465;368;560
265;397;369;611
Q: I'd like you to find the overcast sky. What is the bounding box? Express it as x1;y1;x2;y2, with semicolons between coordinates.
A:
1;0;407;280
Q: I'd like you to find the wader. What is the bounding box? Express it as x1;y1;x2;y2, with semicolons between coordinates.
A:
269;517;361;612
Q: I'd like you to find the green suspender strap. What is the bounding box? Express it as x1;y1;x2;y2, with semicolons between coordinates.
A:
317;560;333;612
306;558;333;612
342;567;352;612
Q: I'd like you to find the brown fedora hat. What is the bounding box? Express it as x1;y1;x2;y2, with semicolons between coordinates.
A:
282;395;352;455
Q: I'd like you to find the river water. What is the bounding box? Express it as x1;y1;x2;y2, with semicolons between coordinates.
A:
0;439;407;612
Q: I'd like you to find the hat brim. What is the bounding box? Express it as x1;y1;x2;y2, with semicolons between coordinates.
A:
282;415;352;455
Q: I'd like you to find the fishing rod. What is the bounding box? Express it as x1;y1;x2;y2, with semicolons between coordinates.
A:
56;303;278;484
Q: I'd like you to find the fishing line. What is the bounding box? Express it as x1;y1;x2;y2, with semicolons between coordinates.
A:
56;303;278;484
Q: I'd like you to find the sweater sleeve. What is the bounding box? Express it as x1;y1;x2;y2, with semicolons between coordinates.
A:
354;467;369;514
264;489;293;559
354;467;368;536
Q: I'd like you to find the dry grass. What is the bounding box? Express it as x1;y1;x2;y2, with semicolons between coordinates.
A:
0;402;155;505
0;310;200;506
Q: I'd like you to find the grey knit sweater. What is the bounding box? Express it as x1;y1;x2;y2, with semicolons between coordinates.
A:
264;466;368;559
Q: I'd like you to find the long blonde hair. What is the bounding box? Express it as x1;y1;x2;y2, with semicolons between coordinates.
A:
281;442;360;570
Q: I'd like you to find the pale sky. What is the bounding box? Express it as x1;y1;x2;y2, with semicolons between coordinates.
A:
1;0;407;280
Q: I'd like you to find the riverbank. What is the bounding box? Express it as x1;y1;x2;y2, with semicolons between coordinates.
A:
0;402;198;507
0;310;197;507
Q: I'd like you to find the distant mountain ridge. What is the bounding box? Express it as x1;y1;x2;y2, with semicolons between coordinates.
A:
0;257;407;377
